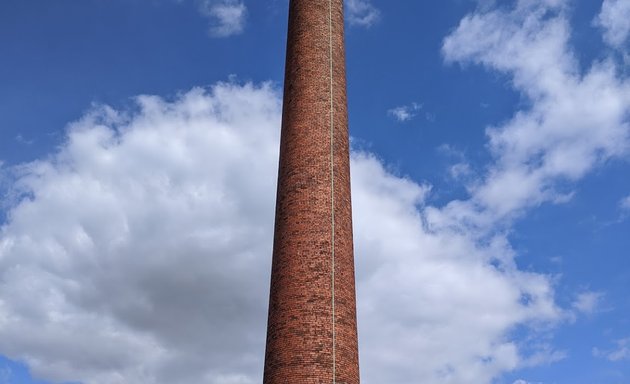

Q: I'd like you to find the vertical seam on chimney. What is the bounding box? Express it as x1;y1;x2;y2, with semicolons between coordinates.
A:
328;0;337;383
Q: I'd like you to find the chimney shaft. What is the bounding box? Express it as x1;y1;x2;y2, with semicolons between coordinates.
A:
263;1;360;383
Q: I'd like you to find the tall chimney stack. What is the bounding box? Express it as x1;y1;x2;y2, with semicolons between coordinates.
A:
263;1;360;383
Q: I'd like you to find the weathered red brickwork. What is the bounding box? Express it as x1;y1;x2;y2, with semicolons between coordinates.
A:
263;0;360;383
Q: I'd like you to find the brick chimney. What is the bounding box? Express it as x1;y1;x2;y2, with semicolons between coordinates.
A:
263;0;360;383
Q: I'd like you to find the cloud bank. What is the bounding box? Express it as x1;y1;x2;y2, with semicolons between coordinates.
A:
0;79;561;384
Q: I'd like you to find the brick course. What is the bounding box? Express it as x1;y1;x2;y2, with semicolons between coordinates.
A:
263;0;360;383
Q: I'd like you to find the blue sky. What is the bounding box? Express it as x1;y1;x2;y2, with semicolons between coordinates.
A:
1;0;630;383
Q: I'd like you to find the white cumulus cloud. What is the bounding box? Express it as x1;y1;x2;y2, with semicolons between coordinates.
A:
0;82;280;383
198;0;247;37
353;155;561;383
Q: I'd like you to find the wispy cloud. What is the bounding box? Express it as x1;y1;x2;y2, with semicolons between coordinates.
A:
198;0;247;37
0;366;11;384
388;102;422;122
346;0;381;28
594;338;630;361
440;0;630;228
438;144;475;181
15;134;34;145
513;380;543;384
449;162;473;180
572;291;603;315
